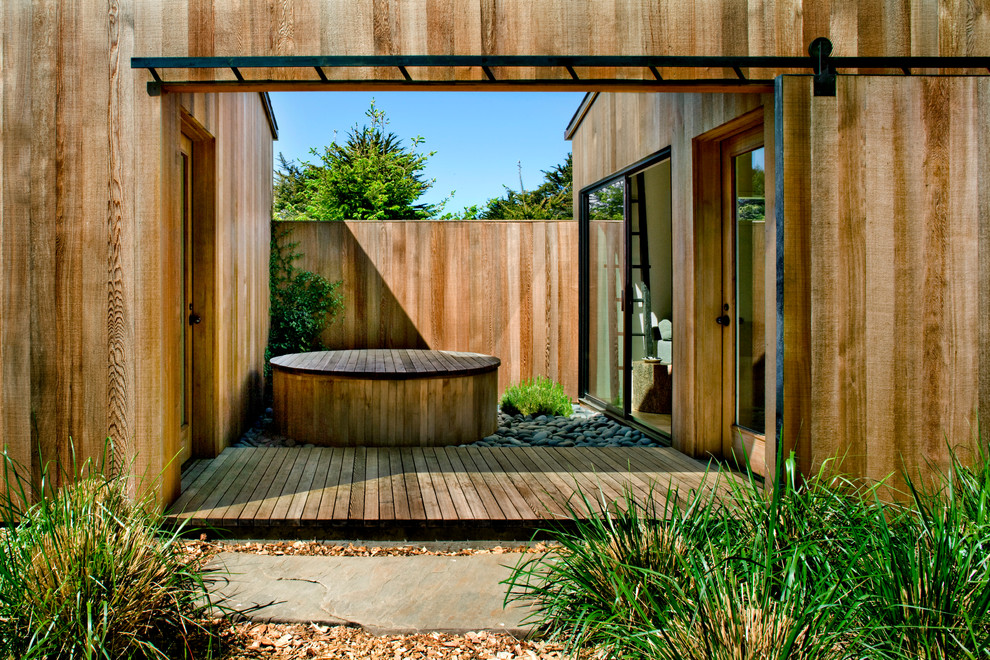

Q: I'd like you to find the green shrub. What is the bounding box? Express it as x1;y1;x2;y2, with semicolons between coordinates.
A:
500;376;573;418
266;221;344;376
0;447;220;659
507;449;990;659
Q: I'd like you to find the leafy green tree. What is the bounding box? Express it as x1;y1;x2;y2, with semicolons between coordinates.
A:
273;153;317;221
463;154;573;220
274;101;443;221
589;180;624;220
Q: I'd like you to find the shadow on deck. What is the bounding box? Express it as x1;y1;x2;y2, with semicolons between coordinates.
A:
169;446;742;541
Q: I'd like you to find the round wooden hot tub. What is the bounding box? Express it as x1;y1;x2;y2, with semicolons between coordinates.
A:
271;349;501;447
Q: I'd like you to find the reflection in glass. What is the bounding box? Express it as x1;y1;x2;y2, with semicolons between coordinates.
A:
628;160;672;436
586;180;625;408
734;148;765;433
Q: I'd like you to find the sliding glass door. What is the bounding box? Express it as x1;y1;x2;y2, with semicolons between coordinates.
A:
580;151;672;437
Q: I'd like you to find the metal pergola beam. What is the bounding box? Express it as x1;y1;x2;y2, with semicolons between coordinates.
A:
132;39;990;97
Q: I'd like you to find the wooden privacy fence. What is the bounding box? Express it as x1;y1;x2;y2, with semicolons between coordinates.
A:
280;220;579;398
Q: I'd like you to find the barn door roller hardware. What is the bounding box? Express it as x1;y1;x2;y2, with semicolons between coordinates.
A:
133;40;990;96
809;37;835;96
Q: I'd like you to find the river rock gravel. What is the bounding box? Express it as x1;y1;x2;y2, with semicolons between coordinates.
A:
462;404;662;449
234;405;664;449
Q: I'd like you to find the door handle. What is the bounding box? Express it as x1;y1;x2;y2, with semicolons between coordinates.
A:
188;313;202;325
716;314;730;326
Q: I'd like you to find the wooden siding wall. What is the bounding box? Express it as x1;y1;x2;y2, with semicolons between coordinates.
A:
0;0;271;504
282;221;579;398
570;92;775;462
135;0;989;84
779;75;989;486
174;93;272;464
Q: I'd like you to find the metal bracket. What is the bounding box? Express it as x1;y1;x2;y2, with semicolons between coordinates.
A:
147;80;163;96
809;37;836;97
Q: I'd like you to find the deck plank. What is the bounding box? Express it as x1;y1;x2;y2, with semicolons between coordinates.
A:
439;447;491;520
494;447;569;519
411;448;444;520
331;448;356;520
314;448;346;520
348;447;367;520
466;449;526;520
376;449;395;521
237;449;294;521
183;449;254;520
455;449;510;520
547;448;616;509
516;447;589;517
300;447;335;521
170;449;238;515
400;448;428;520
389;449;411;520
472;449;535;520
544;448;616;515
255;449;309;525
363;448;380;522
486;448;556;519
180;460;209;492
424;448;469;520
196;449;266;523
217;449;278;522
166;446;746;531
280;446;324;523
579;448;657;503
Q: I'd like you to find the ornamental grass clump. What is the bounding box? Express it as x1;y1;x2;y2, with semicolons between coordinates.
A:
0;446;220;659
507;448;990;660
500;376;573;417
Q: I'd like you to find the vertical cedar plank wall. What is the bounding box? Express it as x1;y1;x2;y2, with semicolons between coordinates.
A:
569;92;775;460
146;0;988;75
781;75;988;487
175;93;272;466
283;220;578;398
0;1;271;504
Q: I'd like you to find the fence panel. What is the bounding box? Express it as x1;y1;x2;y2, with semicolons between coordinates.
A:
281;220;579;397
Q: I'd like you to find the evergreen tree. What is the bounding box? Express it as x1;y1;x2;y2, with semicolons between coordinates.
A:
469;154;573;220
273;101;441;221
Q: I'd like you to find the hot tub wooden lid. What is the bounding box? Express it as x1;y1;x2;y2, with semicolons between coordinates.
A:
270;349;501;380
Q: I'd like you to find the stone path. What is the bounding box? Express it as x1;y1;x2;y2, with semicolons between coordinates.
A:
205;552;535;636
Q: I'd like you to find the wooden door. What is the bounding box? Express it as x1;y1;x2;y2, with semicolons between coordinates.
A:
720;127;766;475
178;133;194;465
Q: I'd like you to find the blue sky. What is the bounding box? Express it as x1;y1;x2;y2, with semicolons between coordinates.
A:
269;91;585;213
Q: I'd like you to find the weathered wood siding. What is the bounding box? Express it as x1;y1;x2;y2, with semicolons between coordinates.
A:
139;0;989;84
0;0;271;503
172;93;273;464
779;75;989;485
570;92;775;462
282;221;579;398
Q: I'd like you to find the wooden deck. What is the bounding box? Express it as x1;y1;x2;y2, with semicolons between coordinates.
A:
170;446;740;539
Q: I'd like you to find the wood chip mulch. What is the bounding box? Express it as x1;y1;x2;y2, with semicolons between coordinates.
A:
218;622;573;659
179;537;556;563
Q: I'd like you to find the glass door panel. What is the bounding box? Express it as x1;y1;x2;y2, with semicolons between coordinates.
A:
585;179;625;408
628;160;673;436
732;147;765;434
580;151;673;439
